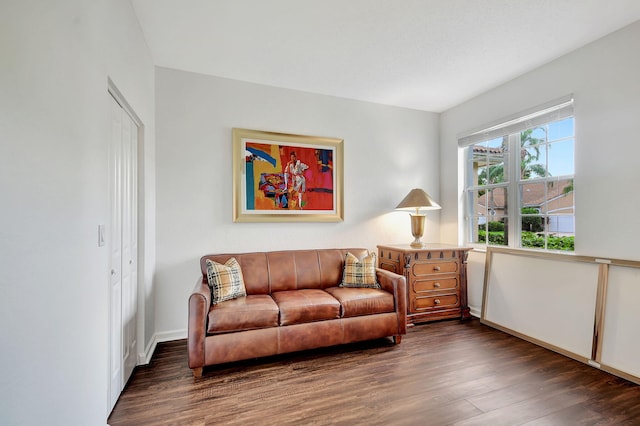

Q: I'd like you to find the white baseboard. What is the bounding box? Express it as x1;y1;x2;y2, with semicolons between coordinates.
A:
138;336;157;365
137;328;187;365
156;328;188;342
469;306;481;319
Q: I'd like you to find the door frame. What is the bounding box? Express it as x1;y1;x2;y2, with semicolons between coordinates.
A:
107;79;146;412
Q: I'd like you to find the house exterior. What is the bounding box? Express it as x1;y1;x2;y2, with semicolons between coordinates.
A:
476;179;575;233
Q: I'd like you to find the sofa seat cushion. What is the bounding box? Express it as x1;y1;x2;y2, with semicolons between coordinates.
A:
208;295;279;334
325;287;395;318
272;289;341;326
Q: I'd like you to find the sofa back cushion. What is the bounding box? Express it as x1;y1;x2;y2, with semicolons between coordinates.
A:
200;248;369;295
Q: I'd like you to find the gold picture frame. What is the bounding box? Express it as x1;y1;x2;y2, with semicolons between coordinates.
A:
233;128;344;222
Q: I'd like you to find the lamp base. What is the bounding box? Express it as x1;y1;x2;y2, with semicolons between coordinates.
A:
410;238;425;248
409;214;426;248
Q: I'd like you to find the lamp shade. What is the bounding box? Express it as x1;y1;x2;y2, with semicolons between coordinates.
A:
395;188;441;211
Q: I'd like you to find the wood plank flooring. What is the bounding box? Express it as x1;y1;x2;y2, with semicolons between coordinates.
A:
108;319;640;425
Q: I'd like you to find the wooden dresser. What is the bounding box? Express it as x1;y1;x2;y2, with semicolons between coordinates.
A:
377;244;473;325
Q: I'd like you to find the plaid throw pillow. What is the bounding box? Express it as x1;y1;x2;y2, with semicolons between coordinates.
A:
206;258;247;304
340;252;381;289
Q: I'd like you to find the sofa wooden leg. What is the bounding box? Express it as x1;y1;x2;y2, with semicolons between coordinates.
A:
192;367;203;379
393;336;402;345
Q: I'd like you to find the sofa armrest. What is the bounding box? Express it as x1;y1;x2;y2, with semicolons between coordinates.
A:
188;277;211;373
376;268;407;336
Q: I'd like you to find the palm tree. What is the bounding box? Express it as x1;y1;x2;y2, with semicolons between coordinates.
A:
520;128;546;180
477;129;547;184
475;128;546;246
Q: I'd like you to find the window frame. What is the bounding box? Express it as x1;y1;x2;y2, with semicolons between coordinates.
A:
460;97;575;252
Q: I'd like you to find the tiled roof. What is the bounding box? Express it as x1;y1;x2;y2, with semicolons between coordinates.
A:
472;146;504;154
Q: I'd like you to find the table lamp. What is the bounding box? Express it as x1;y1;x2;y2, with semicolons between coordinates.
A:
395;188;441;248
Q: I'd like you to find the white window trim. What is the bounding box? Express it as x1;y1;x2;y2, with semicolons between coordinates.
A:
458;95;573;147
461;96;575;251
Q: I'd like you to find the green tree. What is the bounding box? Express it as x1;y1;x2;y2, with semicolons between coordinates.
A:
477;136;508;186
521;207;543;232
476;129;546;247
477;129;546;185
563;179;574;194
520;128;546;179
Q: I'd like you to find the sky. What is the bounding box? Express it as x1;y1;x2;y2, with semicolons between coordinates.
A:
479;117;574;180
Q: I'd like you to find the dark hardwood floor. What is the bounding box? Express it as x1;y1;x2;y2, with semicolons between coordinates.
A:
108;319;640;425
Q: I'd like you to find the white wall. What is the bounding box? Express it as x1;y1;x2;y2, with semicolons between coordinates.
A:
439;21;640;311
154;67;439;337
0;1;155;424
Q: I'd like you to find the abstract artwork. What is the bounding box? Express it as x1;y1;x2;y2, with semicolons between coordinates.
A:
233;128;343;222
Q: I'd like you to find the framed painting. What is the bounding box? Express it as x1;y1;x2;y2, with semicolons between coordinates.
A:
233;128;344;222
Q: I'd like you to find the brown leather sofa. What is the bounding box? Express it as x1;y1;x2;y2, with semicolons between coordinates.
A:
188;248;407;378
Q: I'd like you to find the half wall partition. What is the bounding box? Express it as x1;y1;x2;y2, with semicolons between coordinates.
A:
482;247;640;385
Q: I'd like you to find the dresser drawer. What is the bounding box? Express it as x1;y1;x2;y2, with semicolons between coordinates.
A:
412;261;458;276
412;293;459;311
413;277;458;293
378;249;403;275
379;259;401;274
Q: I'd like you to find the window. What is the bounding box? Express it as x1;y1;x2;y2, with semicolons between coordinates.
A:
460;97;575;251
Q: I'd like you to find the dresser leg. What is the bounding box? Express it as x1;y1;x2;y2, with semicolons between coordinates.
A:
461;307;471;320
393;335;402;345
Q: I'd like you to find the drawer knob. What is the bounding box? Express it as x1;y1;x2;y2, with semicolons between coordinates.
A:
434;299;441;305
434;282;441;288
433;266;441;271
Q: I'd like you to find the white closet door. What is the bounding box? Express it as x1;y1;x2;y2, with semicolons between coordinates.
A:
109;94;138;411
109;96;123;410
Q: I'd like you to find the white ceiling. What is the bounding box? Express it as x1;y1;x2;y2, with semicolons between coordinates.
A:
131;0;640;112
